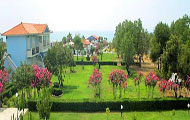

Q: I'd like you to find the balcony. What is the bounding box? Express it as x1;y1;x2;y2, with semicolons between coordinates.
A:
27;46;40;57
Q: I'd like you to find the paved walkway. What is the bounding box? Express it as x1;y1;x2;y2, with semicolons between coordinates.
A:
0;108;28;120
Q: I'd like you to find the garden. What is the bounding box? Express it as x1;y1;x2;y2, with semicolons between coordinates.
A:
0;15;190;120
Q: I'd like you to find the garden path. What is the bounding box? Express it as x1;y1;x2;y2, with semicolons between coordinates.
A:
0;108;28;120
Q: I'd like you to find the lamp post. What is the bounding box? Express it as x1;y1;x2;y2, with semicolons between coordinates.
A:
121;105;123;117
187;103;190;114
16;92;18;120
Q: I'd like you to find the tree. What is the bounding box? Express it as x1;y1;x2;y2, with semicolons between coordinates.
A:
161;35;180;79
108;69;127;99
66;32;72;43
121;32;136;74
13;62;34;112
0;39;6;70
90;46;95;55
37;87;52;120
73;35;83;60
44;43;58;75
150;22;170;71
88;69;102;98
62;36;67;44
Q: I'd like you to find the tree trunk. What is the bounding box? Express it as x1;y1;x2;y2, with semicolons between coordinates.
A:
160;57;161;71
158;59;160;70
77;50;78;60
139;55;141;67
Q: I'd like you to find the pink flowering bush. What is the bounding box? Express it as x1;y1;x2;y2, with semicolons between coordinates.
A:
91;56;98;66
88;69;102;98
32;65;52;92
0;68;9;93
184;75;190;91
134;71;143;98
158;79;168;97
145;72;159;98
108;69;127;99
168;81;179;98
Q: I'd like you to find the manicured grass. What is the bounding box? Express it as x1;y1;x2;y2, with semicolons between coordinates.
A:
50;65;161;100
74;53;118;62
24;110;189;120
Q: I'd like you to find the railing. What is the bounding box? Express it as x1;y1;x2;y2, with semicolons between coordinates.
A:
27;46;40;57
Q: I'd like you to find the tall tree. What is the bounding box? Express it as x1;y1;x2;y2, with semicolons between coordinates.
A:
73;35;83;60
150;22;170;70
0;38;6;70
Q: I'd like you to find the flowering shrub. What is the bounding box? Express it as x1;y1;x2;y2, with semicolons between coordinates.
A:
145;72;159;98
89;69;102;86
134;71;143;98
32;65;52;91
91;56;98;66
0;68;9;93
184;75;190;90
158;79;168;96
168;81;179;98
108;69;127;99
89;69;102;98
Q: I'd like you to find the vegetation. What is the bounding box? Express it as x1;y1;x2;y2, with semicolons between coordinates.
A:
24;110;190;120
113;19;150;68
150;15;190;80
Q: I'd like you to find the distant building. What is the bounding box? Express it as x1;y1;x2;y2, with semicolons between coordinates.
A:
87;35;99;41
2;22;52;72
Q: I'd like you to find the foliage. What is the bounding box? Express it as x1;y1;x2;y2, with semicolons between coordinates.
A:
145;72;159;98
106;107;110;120
158;79;168;96
134;71;143;98
28;98;190;112
0;39;6;70
32;64;52;91
108;69;127;99
73;34;83;60
0;68;9;93
44;42;73;75
161;35;180;79
52;88;62;96
113;19;150;67
88;69;102;98
184;75;190;90
13;62;34;90
91;55;98;66
37;88;52;120
150;22;170;71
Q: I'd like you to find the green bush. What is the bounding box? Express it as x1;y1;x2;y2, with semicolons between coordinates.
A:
28;98;189;112
53;82;59;88
86;55;90;61
52;88;62;96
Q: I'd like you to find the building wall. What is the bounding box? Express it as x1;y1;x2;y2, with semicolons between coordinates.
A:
6;36;27;67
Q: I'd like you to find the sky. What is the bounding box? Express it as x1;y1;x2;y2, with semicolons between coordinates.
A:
0;0;190;33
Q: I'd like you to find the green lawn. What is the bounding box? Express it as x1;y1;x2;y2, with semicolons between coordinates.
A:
24;110;190;120
74;53;118;62
50;65;161;101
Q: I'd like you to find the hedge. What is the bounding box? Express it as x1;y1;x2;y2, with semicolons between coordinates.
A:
75;61;117;66
28;98;190;112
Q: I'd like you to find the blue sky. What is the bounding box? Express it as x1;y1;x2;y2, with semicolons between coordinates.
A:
0;0;189;33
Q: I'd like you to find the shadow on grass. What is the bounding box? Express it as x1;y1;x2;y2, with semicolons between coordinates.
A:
63;85;78;94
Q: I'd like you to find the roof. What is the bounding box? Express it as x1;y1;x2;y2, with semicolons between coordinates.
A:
2;22;51;36
92;35;99;40
83;39;91;45
87;35;99;40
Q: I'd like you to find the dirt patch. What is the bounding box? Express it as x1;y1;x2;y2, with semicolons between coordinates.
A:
131;56;155;75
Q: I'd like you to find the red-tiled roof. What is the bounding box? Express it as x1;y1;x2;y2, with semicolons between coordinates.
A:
2;22;50;36
83;39;91;45
92;35;99;40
